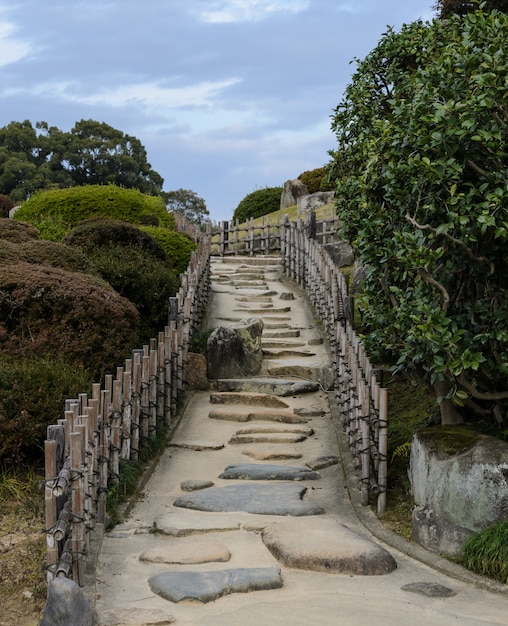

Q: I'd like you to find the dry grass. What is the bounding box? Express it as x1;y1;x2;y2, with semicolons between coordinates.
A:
0;469;47;626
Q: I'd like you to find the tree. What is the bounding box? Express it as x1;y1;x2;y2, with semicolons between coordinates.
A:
163;188;209;224
232;187;283;223
0;119;164;200
329;10;508;426
434;0;508;18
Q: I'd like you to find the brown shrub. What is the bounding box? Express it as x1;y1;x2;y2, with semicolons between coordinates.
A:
0;239;98;275
0;195;14;218
0;263;140;375
0;218;40;242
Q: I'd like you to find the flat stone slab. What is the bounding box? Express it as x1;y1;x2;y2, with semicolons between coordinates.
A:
263;349;316;358
306;456;339;470
263;330;301;338
234;289;277;297
215;378;319;396
242;446;303;460
401;582;457;597
173;483;325;516
181;480;215;492
262;518;397;575
168;440;224;451
97;607;175;625
262;341;306;348
140;541;231;565
154;513;241;536
208;407;307;424
210;392;289;408
235;296;273;302
229;426;314;445
219;463;320;481
236;307;291;314
149;567;282;604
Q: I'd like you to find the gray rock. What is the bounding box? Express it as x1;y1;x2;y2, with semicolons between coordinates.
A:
242;446;303;460
323;241;355;268
219;463;320;481
262;518;397;575
209;391;289;408
181;479;215;492
40;577;93;626
207;318;264;379
173;483;325;516
401;582;457;598
297;191;335;213
409;429;508;555
169;440;224;451
149;567;282;603
306;456;339;470
208;407;307;424
97;607;175;625
280;179;308;210
214;377;319;396
279;292;295;300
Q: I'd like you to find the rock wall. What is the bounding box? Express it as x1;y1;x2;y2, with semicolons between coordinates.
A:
409;427;508;555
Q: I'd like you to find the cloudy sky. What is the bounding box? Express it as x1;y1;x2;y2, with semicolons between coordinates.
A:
0;0;434;221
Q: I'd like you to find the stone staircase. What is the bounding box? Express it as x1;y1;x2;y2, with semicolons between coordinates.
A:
93;256;508;626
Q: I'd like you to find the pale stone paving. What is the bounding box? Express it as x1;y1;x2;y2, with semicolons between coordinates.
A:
93;256;508;626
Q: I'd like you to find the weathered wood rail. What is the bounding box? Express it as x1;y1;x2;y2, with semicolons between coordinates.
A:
43;228;210;587
43;209;387;588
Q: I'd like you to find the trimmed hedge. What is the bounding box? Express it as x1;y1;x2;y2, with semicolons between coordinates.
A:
0;262;140;376
0;239;98;275
140;226;197;274
14;184;174;238
0;217;39;242
232;187;283;223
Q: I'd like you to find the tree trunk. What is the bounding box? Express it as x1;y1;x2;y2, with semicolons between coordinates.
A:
434;380;463;425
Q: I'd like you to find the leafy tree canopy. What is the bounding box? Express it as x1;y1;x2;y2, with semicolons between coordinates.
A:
163;188;209;224
0;119;164;202
329;10;508;426
434;0;508;18
232;187;283;223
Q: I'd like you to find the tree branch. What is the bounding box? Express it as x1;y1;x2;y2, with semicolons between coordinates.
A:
458;372;508;401
417;268;450;313
466;159;488;178
379;271;398;310
405;213;495;274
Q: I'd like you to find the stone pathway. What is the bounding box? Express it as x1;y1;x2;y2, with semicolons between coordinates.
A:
94;256;508;626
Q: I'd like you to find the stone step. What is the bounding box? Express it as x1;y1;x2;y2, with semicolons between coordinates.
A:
173;483;325;516
209;392;290;408
208;407;308;423
218;463;320;481
263;330;301;338
213;378;319;395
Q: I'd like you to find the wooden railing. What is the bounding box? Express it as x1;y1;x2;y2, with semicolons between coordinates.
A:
280;220;388;514
43;229;211;587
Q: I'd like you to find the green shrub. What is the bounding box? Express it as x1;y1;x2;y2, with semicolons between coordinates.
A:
232;187;283;223
298;167;334;194
0;217;39;242
0;262;139;376
140;226;197;274
14;184;172;238
0;355;93;465
63;217;169;261
90;244;179;342
460;522;508;584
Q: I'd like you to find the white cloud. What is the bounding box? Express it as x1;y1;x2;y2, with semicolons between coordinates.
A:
193;0;309;24
7;78;242;111
0;19;31;66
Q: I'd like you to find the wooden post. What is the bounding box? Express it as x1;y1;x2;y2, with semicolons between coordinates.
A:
70;431;85;585
44;439;58;585
377;388;388;516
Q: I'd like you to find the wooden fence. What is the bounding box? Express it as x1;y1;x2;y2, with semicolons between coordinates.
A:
212;207;340;256
43;229;211;587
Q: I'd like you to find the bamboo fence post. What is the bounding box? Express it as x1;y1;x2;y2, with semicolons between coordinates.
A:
131;352;141;461
164;329;172;425
110;379;122;482
360;378;370;506
141;354;150;444
97;389;110;525
149;348;158;437
121;369;132;460
44;439;58;585
377;388;389;516
70;431;85;585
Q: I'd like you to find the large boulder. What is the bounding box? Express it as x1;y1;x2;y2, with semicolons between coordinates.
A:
409;426;508;555
297;191;334;213
40;577;93;626
207;318;264;379
280;179;308;210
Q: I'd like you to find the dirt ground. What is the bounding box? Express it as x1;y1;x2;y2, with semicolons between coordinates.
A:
0;496;47;626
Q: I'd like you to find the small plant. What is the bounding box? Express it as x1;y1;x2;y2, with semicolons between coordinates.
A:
460;522;508;584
